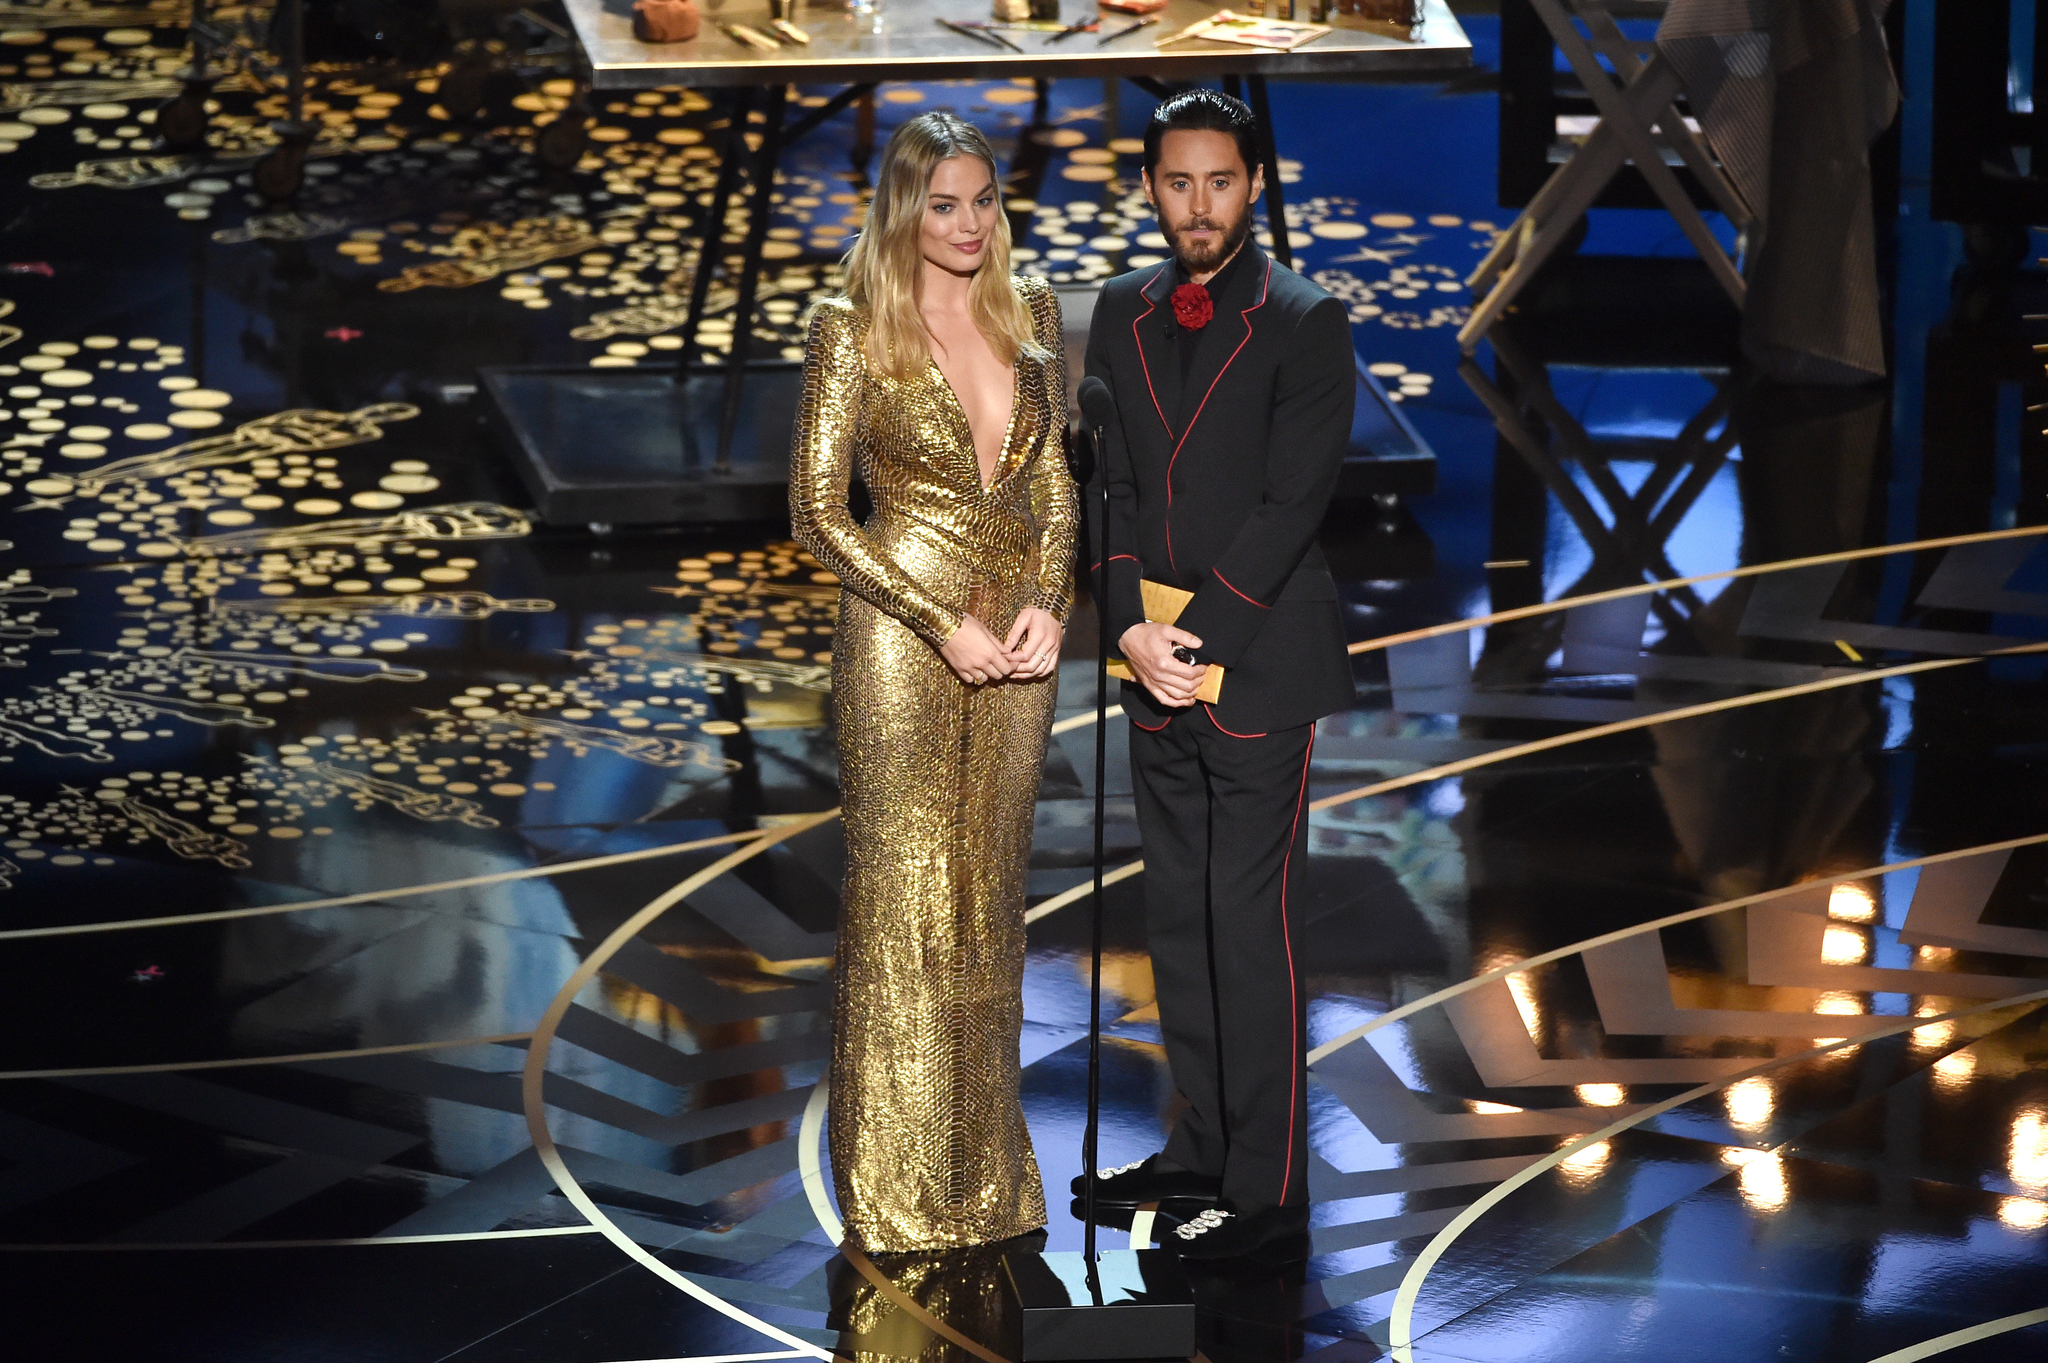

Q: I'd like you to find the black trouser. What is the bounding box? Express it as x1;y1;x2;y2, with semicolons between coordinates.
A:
1129;704;1313;1210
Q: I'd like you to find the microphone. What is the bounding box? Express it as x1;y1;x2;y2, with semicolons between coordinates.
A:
1077;375;1116;437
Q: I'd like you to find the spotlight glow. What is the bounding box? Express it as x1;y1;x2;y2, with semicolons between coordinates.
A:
1726;1076;1774;1131
1998;1196;2048;1230
1738;1153;1789;1211
1828;882;1877;922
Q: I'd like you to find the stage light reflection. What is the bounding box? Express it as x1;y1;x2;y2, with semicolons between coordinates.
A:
1726;1076;1774;1131
1506;971;1542;1039
2009;1108;2048;1192
1575;1083;1625;1107
1933;1048;1978;1088
1821;924;1870;964
1471;1101;1523;1114
1560;1139;1610;1184
1997;1196;2048;1230
1828;882;1877;923
1737;1153;1789;1211
1910;1017;1956;1049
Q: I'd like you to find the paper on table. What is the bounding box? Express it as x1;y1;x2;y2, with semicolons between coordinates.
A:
1155;8;1332;50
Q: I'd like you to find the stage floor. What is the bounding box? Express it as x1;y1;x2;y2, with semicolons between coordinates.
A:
1;5;2046;1362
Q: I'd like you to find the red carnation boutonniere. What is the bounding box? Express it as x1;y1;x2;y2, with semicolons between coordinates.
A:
1170;281;1213;331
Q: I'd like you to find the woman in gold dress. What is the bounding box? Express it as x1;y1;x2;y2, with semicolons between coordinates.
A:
789;112;1076;1253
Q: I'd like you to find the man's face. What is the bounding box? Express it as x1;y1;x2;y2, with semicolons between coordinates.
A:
1143;128;1265;279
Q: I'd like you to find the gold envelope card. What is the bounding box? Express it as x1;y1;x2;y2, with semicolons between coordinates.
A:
1104;579;1224;704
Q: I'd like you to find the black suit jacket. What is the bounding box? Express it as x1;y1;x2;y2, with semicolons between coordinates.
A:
1084;244;1357;735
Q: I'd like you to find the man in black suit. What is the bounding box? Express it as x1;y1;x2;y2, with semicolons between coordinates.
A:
1074;90;1356;1260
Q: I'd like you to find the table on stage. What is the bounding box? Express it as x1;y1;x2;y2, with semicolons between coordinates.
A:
483;0;1471;527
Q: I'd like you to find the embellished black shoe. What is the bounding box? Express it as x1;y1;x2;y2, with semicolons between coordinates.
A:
1068;1154;1222;1210
1167;1202;1311;1263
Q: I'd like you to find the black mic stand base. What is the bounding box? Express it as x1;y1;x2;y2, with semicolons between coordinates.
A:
1002;1248;1195;1360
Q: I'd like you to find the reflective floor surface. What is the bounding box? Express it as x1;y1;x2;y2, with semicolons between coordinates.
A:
2;3;2046;1361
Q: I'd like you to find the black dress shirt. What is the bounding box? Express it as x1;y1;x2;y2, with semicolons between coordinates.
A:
1169;240;1252;383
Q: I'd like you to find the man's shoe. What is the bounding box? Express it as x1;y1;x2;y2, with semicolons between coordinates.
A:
1068;1154;1221;1210
1167;1202;1311;1263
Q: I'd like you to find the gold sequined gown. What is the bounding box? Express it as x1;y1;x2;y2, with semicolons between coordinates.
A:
790;276;1075;1252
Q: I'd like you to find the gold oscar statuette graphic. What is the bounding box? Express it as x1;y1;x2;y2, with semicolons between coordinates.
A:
210;591;555;620
378;218;603;293
50;403;423;497
172;502;532;555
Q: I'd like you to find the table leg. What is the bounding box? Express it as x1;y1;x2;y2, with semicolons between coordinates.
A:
854;87;876;174
676;86;756;391
1244;75;1291;270
716;83;789;472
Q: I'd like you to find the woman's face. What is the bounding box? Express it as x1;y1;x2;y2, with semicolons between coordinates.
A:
918;154;999;277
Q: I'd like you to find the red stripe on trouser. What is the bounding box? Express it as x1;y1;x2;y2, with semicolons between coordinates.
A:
1277;727;1314;1205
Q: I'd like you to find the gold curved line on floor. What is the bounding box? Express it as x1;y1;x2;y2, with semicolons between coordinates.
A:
0;1225;604;1252
1863;1307;2048;1363
1385;989;2048;1362
1049;703;1122;735
1346;524;2048;657
0;827;770;941
0;1030;534;1082
1304;827;2048;1066
1310;644;2048;815
1023;858;1145;925
799;1078;846;1244
839;1239;1012;1363
519;810;842;1362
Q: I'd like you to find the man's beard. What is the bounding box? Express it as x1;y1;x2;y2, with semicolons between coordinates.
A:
1163;206;1251;277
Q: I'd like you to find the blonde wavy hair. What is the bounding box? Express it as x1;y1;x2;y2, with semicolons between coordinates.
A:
842;112;1043;381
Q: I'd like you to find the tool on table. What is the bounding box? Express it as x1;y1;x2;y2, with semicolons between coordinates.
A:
723;20;781;48
769;16;810;42
1097;14;1157;42
937;15;1013;49
961;18;1039;46
1044;14;1101;40
957;18;1028;50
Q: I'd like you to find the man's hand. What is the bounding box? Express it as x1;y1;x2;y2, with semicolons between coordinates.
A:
1120;621;1205;708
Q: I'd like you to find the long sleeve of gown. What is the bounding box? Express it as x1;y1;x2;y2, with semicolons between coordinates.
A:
1024;280;1078;620
789;301;963;648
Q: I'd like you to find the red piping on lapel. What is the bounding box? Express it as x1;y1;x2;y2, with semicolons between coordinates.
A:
1130;713;1172;731
1212;567;1267;608
1131;266;1172;440
1089;553;1140;572
1165;258;1273;579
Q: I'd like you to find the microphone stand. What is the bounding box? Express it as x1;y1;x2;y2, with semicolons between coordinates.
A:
1083;413;1110;1290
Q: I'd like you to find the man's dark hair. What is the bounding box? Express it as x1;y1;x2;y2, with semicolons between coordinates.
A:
1142;89;1260;181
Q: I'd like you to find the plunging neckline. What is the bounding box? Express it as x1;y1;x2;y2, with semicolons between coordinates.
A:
928;354;1020;493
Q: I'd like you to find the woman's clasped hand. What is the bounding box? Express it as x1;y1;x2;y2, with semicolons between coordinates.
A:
939;606;1062;685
